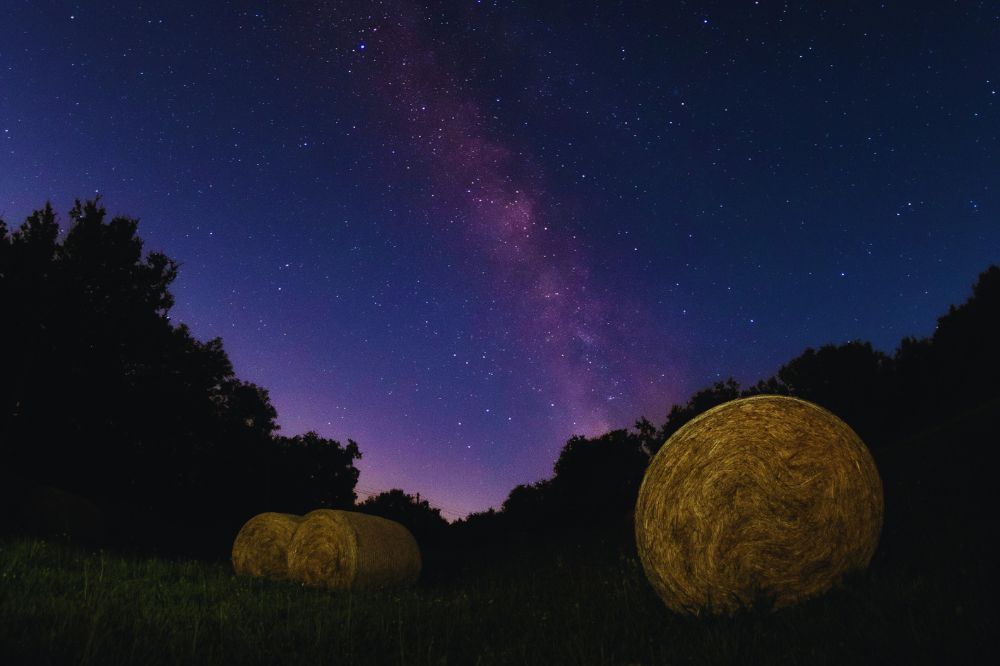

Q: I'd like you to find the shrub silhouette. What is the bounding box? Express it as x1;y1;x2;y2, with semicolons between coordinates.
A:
358;488;448;547
0;200;361;555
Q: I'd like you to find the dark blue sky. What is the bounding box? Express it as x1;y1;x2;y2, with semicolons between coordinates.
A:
2;1;997;518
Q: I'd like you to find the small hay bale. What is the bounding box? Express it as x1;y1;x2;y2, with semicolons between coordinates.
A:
635;395;883;615
232;512;303;580
286;509;421;590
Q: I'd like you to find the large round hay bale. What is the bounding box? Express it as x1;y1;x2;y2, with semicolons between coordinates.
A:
232;512;303;580
635;395;883;615
286;509;421;590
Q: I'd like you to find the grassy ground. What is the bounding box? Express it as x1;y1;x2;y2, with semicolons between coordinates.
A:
2;401;995;665
0;531;990;665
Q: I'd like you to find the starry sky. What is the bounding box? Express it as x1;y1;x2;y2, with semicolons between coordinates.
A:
2;1;997;519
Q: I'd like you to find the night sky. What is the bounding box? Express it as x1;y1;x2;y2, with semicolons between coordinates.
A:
2;1;997;519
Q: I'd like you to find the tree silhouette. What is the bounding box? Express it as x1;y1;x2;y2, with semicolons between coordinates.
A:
764;341;895;445
0;200;362;555
1;199;189;500
358;488;448;547
632;417;660;456
929;265;1000;411
270;432;361;515
550;429;648;523
500;479;555;530
484;264;1000;561
656;377;744;445
492;427;649;548
5;197;997;563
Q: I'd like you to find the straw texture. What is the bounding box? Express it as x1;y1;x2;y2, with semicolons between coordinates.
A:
232;512;303;580
635;395;883;615
286;509;421;590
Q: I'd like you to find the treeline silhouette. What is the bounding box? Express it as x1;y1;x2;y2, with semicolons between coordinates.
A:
0;201;367;554
1;200;996;573
451;262;999;570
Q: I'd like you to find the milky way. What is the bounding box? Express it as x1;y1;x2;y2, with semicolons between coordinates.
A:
2;1;996;518
284;2;689;482
307;3;685;434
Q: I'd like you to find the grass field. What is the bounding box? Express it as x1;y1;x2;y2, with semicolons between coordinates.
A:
2;401;995;664
0;529;989;665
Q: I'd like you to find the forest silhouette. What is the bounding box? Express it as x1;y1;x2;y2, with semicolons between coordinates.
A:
1;200;996;569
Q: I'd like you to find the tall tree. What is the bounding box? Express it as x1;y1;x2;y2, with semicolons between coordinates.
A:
270;432;361;515
764;341;895;445
550;429;649;522
0;200;361;555
657;377;744;445
929;265;1000;411
358;488;448;546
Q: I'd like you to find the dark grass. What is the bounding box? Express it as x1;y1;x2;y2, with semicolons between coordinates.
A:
2;402;996;665
0;530;990;665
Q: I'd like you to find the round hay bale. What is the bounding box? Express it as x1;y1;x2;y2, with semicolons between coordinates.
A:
232;512;303;580
635;395;883;615
286;509;422;590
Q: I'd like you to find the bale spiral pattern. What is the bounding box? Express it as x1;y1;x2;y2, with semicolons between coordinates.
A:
286;509;421;590
232;512;303;580
635;395;883;614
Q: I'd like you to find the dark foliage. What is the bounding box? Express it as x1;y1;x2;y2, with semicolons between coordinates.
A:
477;262;999;563
357;488;449;546
926;266;1000;411
551;430;648;523
757;340;896;446
657;377;745;448
3;198;998;572
460;428;650;556
266;432;361;516
0;201;361;557
356;488;452;579
500;479;555;529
